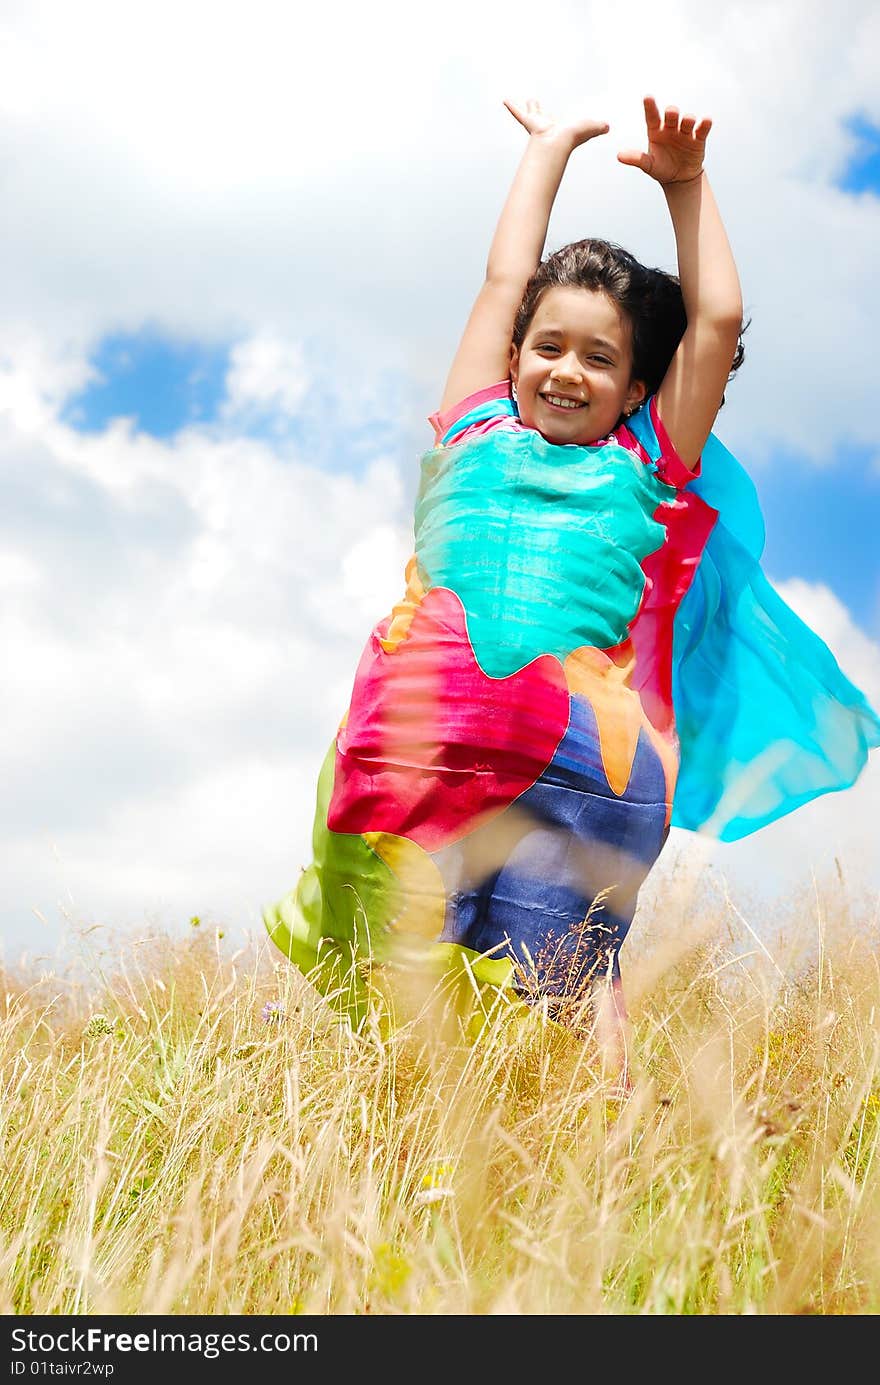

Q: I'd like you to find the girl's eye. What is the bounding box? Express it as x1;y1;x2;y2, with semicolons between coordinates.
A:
590;355;613;366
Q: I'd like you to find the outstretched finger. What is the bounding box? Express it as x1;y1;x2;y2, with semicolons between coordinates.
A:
642;95;662;131
694;115;713;140
679;114;696;137
662;105;680;130
503;97;531;127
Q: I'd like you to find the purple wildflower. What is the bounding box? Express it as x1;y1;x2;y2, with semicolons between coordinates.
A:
261;1000;285;1023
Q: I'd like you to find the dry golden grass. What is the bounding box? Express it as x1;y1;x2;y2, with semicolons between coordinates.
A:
2;869;879;1316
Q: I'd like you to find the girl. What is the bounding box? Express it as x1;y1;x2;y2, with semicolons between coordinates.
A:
264;96;880;1077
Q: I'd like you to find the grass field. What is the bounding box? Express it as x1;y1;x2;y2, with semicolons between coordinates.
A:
2;868;879;1316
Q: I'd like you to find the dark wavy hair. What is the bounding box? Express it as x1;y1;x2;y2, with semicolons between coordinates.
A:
512;238;746;404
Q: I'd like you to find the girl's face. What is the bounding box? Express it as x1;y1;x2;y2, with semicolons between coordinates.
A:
510;286;646;446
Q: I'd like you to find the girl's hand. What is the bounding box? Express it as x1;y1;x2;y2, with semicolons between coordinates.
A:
617;95;711;185
503;97;609;152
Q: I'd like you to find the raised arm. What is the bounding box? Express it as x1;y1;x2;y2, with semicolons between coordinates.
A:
438;100;609;415
618;97;743;470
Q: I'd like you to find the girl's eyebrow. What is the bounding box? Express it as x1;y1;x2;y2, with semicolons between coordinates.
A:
533;326;620;353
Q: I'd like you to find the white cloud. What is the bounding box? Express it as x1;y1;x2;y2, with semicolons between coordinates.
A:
0;337;414;962
7;755;326;963
222;333;308;420
774;578;880;705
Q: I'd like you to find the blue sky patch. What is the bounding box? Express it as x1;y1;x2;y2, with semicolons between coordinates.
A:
839;115;880;193
64;329;230;438
754;444;880;638
61;328;413;473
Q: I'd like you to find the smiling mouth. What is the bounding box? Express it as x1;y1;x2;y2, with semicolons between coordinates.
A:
541;392;586;411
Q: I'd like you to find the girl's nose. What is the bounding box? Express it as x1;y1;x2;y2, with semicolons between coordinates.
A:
550;352;582;382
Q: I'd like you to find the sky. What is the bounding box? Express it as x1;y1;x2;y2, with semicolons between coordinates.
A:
2;0;879;971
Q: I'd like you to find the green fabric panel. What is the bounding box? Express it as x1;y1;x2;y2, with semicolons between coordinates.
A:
262;742;402;1021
